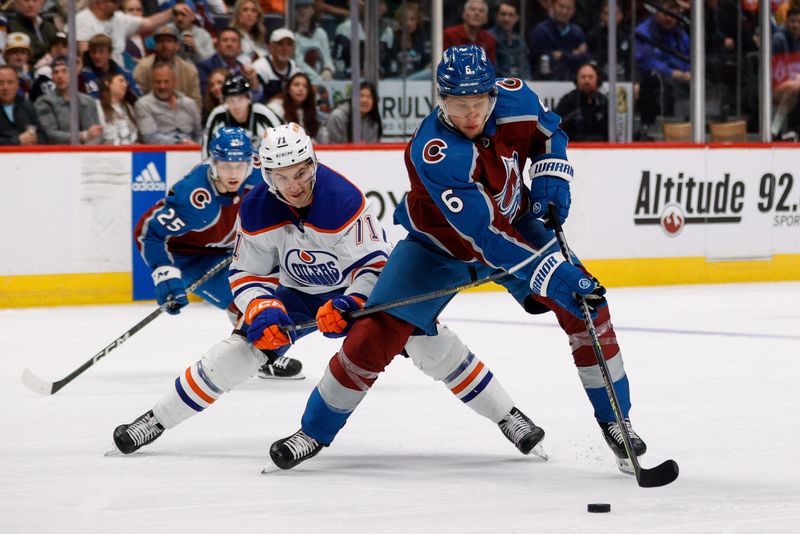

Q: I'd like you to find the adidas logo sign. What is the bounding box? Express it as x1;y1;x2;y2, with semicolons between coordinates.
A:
132;162;166;192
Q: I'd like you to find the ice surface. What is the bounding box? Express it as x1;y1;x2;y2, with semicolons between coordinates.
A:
2;283;799;533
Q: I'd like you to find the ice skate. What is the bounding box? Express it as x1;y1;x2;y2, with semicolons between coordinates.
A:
263;429;323;473
257;351;305;380
498;407;548;460
109;410;165;455
600;419;647;475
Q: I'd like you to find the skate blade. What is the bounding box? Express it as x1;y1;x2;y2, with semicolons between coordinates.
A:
261;458;282;474
257;372;306;381
530;442;549;461
616;457;635;476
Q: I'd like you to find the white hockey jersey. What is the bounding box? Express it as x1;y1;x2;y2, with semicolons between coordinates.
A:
229;163;390;312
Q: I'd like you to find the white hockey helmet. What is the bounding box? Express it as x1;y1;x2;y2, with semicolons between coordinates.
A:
259;122;318;204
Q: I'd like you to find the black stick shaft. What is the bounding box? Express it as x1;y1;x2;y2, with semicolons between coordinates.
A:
547;205;644;478
30;256;233;395
282;239;555;334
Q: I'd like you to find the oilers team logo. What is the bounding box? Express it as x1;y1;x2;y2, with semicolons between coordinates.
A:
496;78;523;91
495;152;522;219
284;249;342;286
423;139;447;164
190;187;212;209
660;203;685;237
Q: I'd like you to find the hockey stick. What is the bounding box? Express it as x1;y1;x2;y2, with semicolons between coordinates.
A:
22;256;234;396
547;204;679;488
282;238;557;334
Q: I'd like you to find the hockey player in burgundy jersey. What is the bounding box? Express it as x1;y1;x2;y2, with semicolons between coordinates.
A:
134;126;303;380
268;45;647;475
112;122;546;459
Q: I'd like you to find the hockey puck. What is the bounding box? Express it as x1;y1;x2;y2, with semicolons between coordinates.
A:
587;503;611;513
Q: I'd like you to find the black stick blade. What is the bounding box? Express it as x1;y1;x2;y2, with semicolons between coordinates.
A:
637;459;679;488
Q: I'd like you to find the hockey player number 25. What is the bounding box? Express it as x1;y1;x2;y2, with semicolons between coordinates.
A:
156;208;186;232
441;189;464;213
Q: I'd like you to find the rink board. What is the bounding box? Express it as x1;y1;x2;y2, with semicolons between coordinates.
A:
1;144;799;307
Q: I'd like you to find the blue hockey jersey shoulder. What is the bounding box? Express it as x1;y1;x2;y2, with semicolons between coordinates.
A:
239;181;291;234
492;77;560;133
166;164;220;222
409;111;477;184
305;163;365;231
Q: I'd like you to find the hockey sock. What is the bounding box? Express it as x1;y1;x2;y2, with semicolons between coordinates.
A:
440;351;513;423
300;313;413;444
153;360;223;429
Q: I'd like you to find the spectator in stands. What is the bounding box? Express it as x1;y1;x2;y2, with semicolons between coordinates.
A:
135;61;201;144
332;0;396;79
35;56;103;145
390;1;431;78
267;71;319;139
121;0;152;70
252;27;299;102
202;72;281;156
293;0;335;84
8;0;59;64
4;33;34;98
529;0;588;81
134;25;201;111
260;0;285;13
554;62;609;141
76;0;172;65
170;1;215;64
30;31;67;101
81;34;141;100
0;65;41;145
96;71;140;144
489;0;530;79
775;0;800;26
635;0;690;138
202;67;228;122
586;0;632;81
771;7;800;138
314;0;349;19
443;0;496;66
321;79;381;144
196;27;263;100
232;0;267;63
0;15;7;58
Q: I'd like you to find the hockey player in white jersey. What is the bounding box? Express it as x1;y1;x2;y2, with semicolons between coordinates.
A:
111;123;546;458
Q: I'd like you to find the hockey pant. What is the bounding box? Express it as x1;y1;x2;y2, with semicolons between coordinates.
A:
302;317;514;444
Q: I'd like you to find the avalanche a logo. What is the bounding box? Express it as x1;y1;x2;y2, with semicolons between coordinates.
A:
660;204;685;237
495;151;522;219
284;249;342;286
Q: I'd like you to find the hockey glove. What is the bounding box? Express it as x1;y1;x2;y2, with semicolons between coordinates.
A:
530;176;571;227
529;253;602;319
316;295;365;338
245;297;296;350
152;265;188;315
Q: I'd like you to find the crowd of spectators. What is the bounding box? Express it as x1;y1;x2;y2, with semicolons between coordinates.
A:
0;0;797;145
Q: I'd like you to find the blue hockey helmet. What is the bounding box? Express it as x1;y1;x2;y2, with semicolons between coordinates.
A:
436;45;497;97
210;126;253;162
208;126;254;186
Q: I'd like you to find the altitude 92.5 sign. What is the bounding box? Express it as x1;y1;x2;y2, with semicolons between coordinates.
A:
758;172;800;227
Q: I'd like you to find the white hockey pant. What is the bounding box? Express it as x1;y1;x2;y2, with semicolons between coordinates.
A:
404;323;513;423
152;334;266;429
